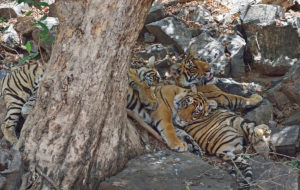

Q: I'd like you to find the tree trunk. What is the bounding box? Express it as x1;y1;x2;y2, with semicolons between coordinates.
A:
18;0;154;189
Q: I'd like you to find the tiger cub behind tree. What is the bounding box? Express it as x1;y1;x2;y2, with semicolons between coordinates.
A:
175;54;263;111
0;63;44;144
184;109;271;188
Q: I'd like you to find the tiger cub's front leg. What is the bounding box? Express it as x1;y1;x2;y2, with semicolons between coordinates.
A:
197;84;263;110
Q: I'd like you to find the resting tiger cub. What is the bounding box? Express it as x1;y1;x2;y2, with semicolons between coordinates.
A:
184;109;271;188
176;55;263;111
0;63;44;144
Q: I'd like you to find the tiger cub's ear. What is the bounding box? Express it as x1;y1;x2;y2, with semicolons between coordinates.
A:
147;56;156;68
208;100;218;110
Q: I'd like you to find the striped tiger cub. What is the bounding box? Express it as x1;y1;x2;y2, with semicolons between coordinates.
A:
0;63;44;144
184;109;271;188
176;54;263;111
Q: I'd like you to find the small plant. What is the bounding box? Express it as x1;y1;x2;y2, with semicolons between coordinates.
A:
288;160;300;169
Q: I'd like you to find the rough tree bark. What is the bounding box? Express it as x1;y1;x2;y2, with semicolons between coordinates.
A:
18;0;154;189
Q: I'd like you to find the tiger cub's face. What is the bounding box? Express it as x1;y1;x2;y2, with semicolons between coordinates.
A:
176;57;213;87
174;92;210;127
137;66;161;86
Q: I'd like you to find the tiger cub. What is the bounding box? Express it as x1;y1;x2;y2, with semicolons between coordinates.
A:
184;109;271;187
0;63;44;144
176;56;263;111
128;63;213;152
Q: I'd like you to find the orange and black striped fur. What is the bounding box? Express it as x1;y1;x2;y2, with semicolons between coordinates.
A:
176;56;263;111
184;109;271;188
0;63;44;144
128;65;213;152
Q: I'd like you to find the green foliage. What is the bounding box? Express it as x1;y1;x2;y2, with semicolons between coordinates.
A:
25;11;33;16
18;52;39;65
243;154;251;159
0;26;9;33
17;0;49;7
288;161;300;169
25;41;31;53
0;16;8;23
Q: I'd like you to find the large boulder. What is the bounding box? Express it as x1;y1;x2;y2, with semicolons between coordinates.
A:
244;99;273;124
270;125;300;156
250;156;299;189
267;61;300;109
0;25;20;49
242;4;300;76
100;150;238;190
190;32;230;76
146;17;192;54
219;35;246;77
145;1;165;24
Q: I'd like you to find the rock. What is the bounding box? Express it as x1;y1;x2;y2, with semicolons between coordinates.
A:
260;0;295;10
12;2;31;16
144;32;155;43
14;17;35;37
267;61;300;108
216;0;256;14
270;125;300;156
190;32;229;76
0;149;22;190
145;1;165;24
0;25;20;49
219;35;246;76
155;58;173;77
101;150;238;190
135;44;168;60
250;156;299;190
0;7;18;19
243;99;273;125
146;17;192;54
40;17;59;31
190;6;211;24
241;4;284;25
242;4;300;76
283;109;300;126
213;77;263;97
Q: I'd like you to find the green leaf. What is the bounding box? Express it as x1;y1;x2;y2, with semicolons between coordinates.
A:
38;2;49;7
25;11;33;16
0;16;8;23
186;185;191;190
243;154;251;159
26;41;31;53
18;52;39;65
0;26;9;33
39;14;48;21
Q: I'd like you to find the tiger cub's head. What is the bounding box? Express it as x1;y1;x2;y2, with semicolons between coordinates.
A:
136;66;161;86
176;56;213;87
174;92;217;127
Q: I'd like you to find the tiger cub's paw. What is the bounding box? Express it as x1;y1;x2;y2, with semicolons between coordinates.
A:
1;124;18;145
168;138;189;152
246;94;263;108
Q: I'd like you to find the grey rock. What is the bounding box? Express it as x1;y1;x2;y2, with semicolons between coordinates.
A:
155;58;173;77
250;156;299;190
244;99;273;125
219;35;246;76
267;61;300;108
0;149;22;190
135;44;168;60
0;25;20;49
144;32;155;43
146;17;192;54
0;7;18;19
241;4;284;26
242;5;300;76
283;109;300;126
270;125;300;156
190;32;229;76
216;0;255;14
39;17;59;30
213;77;263;97
190;6;211;24
145;1;165;24
101;150;238;190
